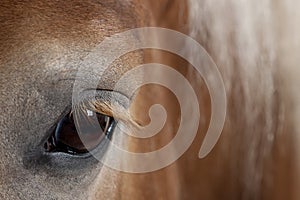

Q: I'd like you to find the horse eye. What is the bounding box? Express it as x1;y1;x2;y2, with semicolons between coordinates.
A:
44;109;115;155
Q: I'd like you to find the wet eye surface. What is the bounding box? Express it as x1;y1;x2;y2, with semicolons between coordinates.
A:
44;108;115;155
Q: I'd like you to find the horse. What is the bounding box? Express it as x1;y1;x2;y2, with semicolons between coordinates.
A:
1;0;300;199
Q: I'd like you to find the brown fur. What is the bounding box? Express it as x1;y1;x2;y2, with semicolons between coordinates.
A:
0;1;299;200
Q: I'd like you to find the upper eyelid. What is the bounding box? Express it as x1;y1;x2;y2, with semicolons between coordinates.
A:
94;89;131;109
72;89;134;124
77;89;130;110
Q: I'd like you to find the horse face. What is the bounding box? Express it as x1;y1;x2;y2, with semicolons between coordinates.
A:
2;0;300;200
0;1;145;199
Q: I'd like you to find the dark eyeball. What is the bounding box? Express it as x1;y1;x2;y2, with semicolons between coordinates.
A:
44;109;115;155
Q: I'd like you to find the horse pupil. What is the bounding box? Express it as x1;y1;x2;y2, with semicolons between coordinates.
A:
44;110;114;154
